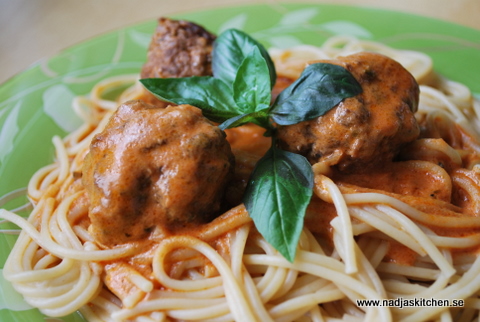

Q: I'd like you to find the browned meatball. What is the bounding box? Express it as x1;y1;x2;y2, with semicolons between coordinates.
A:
276;52;420;172
140;17;216;79
82;101;234;246
138;18;216;107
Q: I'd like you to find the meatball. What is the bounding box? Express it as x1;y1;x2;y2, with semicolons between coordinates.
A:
276;52;420;172
140;17;216;79
82;101;234;246
138;17;216;107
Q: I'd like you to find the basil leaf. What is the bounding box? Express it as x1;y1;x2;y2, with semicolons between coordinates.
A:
219;106;270;130
233;47;272;113
213;29;276;89
243;144;314;262
140;77;238;123
270;63;362;125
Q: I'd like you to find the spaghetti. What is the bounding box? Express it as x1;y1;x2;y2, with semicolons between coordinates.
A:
2;34;480;322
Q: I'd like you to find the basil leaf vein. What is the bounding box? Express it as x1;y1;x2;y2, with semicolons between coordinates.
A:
244;144;314;262
233;47;272;113
140;77;238;123
213;29;276;89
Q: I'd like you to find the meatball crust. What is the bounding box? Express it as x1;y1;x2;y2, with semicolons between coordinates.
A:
138;18;216;107
140;17;216;79
276;52;420;172
82;101;234;245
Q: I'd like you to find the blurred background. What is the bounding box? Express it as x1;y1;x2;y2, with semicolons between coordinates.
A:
1;0;479;84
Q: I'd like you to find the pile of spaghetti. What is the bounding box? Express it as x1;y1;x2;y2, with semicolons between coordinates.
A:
2;19;480;322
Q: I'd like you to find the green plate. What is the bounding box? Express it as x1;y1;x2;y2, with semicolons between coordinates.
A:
1;3;479;321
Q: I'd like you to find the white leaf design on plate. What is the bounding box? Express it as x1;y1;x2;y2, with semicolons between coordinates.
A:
218;13;248;33
320;20;373;38
128;29;152;49
0;269;33;311
268;35;304;48
0;101;20;164
43;84;82;132
279;8;319;25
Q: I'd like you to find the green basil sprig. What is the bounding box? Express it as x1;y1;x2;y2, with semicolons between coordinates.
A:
244;138;314;260
213;29;276;90
140;28;362;262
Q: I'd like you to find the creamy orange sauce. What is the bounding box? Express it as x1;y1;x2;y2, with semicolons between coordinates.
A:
225;123;271;157
458;126;480;167
100;205;251;301
331;160;452;202
385;242;418;266
304;196;337;253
